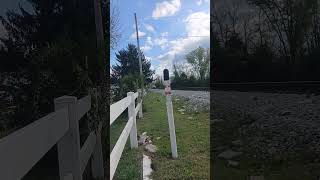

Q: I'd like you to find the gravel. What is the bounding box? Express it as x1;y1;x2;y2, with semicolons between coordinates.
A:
212;90;320;159
151;89;209;112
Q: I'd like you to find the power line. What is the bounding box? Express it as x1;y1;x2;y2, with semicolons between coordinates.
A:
142;16;209;21
120;35;209;42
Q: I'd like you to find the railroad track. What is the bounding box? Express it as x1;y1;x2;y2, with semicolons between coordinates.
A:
212;81;320;94
171;81;320;94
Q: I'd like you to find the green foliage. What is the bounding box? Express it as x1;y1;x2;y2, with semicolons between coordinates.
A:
171;46;210;88
113;73;140;100
111;44;154;99
0;0;103;131
154;78;164;89
185;46;210;81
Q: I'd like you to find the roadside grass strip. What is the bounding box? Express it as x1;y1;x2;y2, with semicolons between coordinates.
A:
110;92;210;179
138;92;210;179
110;117;142;179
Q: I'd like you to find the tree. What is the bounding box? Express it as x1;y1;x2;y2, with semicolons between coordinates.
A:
185;46;210;81
111;44;154;98
248;0;316;65
0;0;101;130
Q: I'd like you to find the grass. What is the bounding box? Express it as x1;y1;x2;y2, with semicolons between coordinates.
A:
138;92;210;179
110;116;142;180
110;92;210;179
211;105;319;180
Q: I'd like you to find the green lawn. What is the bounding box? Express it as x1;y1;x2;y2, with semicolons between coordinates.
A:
138;92;210;179
110;117;142;180
110;92;210;179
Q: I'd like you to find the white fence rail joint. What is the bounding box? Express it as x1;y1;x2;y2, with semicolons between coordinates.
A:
0;91;104;180
110;90;144;180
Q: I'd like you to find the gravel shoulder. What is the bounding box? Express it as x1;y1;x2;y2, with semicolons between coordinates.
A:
150;89;210;112
212;90;320;159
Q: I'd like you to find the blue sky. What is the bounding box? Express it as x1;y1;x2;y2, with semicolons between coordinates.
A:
110;0;210;77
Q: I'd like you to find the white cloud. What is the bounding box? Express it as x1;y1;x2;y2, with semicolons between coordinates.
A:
196;0;203;6
150;65;155;71
152;0;181;19
185;12;210;37
141;45;152;52
141;36;153;52
161;32;169;37
154;11;210;75
154;37;168;50
146;36;153;46
130;30;146;39
141;37;153;52
144;23;155;33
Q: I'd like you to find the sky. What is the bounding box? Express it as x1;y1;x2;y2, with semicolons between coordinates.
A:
0;0;33;38
110;0;210;77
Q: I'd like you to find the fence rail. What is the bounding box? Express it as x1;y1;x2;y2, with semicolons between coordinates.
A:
110;90;143;180
0;90;104;180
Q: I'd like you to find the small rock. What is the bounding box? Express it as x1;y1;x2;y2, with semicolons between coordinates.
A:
139;132;151;145
143;154;153;180
181;112;185;115
145;144;158;153
188;117;193;119
228;160;239;167
139;134;148;145
218;150;242;159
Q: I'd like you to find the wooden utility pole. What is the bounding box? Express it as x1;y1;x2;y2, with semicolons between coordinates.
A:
134;13;144;94
93;0;105;179
94;0;106;83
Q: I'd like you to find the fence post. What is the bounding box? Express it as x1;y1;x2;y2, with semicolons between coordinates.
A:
138;89;143;118
54;96;82;180
91;88;104;179
166;94;178;158
128;92;138;148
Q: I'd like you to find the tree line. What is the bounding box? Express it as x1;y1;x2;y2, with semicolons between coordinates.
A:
212;0;320;82
170;46;210;88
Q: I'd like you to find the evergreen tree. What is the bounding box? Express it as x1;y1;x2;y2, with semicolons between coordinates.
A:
111;44;154;84
0;0;100;129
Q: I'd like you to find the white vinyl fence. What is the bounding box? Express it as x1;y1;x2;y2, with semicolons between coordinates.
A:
110;90;143;179
0;91;104;180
